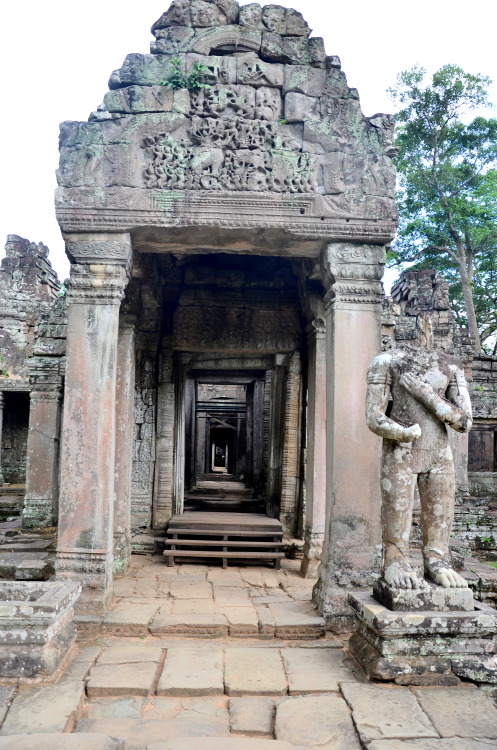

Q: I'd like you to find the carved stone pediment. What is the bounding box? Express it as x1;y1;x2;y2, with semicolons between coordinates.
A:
56;1;398;245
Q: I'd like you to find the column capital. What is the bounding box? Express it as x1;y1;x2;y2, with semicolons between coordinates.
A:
66;262;130;305
64;233;133;266
320;243;386;308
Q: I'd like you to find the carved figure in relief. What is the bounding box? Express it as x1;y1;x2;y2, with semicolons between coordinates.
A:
239;3;263;27
255;87;282;121
366;345;472;589
190;0;222;27
262;5;286;34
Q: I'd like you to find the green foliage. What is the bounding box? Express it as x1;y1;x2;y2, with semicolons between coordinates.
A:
0;354;8;378
388;65;497;351
160;58;212;91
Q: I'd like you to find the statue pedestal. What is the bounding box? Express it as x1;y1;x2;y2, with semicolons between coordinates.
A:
348;590;497;686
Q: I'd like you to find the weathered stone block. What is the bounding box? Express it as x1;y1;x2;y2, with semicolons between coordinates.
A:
283;66;326;96
373;579;474;612
284;93;320;123
275;695;362;749
0;581;80;680
236;53;284;88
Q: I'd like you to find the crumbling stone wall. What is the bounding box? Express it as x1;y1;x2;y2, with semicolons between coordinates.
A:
0;235;60;380
468;355;497;500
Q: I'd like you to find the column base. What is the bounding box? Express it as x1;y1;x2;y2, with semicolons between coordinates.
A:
348;591;497;686
300;529;324;579
56;548;113;617
22;497;55;529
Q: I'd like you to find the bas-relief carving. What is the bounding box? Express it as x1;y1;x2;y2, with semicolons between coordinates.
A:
56;2;398;240
173;306;302;352
366;345;473;590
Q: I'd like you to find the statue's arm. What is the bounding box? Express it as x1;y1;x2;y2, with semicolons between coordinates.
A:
366;356;421;442
400;368;472;433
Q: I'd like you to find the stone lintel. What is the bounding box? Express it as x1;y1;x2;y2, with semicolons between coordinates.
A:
373;578;475;612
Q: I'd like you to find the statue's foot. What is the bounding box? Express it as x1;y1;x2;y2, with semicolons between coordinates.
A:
383;560;429;589
424;555;468;588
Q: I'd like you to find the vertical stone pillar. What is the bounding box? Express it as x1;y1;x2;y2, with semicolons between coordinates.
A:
313;243;385;629
280;351;303;535
172;353;191;515
301;313;327;578
0;393;4;486
22;369;63;528
267;356;285;518
253;379;265;497
153;346;175;527
55;234;132;617
113;314;136;574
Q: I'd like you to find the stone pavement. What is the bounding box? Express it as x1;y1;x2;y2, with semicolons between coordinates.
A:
0;555;496;749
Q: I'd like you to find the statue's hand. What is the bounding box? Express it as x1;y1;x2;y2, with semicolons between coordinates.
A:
400;423;421;442
399;371;433;401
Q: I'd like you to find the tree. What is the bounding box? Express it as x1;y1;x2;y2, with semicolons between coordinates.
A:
388;65;497;352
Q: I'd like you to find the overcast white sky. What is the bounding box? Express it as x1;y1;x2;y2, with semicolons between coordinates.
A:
1;0;496;285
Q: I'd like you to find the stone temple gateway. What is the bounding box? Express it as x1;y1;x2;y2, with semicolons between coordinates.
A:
4;1;400;623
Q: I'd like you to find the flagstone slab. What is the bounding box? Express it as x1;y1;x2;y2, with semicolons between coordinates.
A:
275;694;362;750
150;613;228;637
146;740;307;750
267;601;325;639
86;662;159;698
157;646;224;696
369;741;496;750
413;687;497;739
224;647;287;696
76;717;228;750
87;697;145;719
0;681;85;735
101;603;160;635
222;606;259;636
283;647;353;693
171;599;216;615
340;683;438;744
96;646;162;664
229;696;275;736
214;587;252;607
0;735;124;750
169;582;213;599
143;696;228;721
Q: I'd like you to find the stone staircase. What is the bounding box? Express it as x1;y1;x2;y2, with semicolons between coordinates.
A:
184;479;264;513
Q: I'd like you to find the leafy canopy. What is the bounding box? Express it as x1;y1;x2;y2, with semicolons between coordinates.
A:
388;65;497;351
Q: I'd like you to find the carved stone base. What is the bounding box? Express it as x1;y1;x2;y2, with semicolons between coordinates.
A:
0;581;80;681
373;578;475;612
348;592;497;686
22;496;55;529
300;529;324;579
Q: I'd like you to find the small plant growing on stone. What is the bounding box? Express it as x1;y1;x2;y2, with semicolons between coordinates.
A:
161;58;211;91
0;354;8;377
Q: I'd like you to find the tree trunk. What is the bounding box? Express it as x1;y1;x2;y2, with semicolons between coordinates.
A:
459;260;481;352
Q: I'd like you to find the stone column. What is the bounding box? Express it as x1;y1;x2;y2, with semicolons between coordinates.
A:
279;351;303;535
301;312;327;578
172;353;191;515
153;346;175;527
0;393;4;486
113;314;136;575
313;243;385;630
55;234;132;617
267;356;286;518
22;366;63;528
